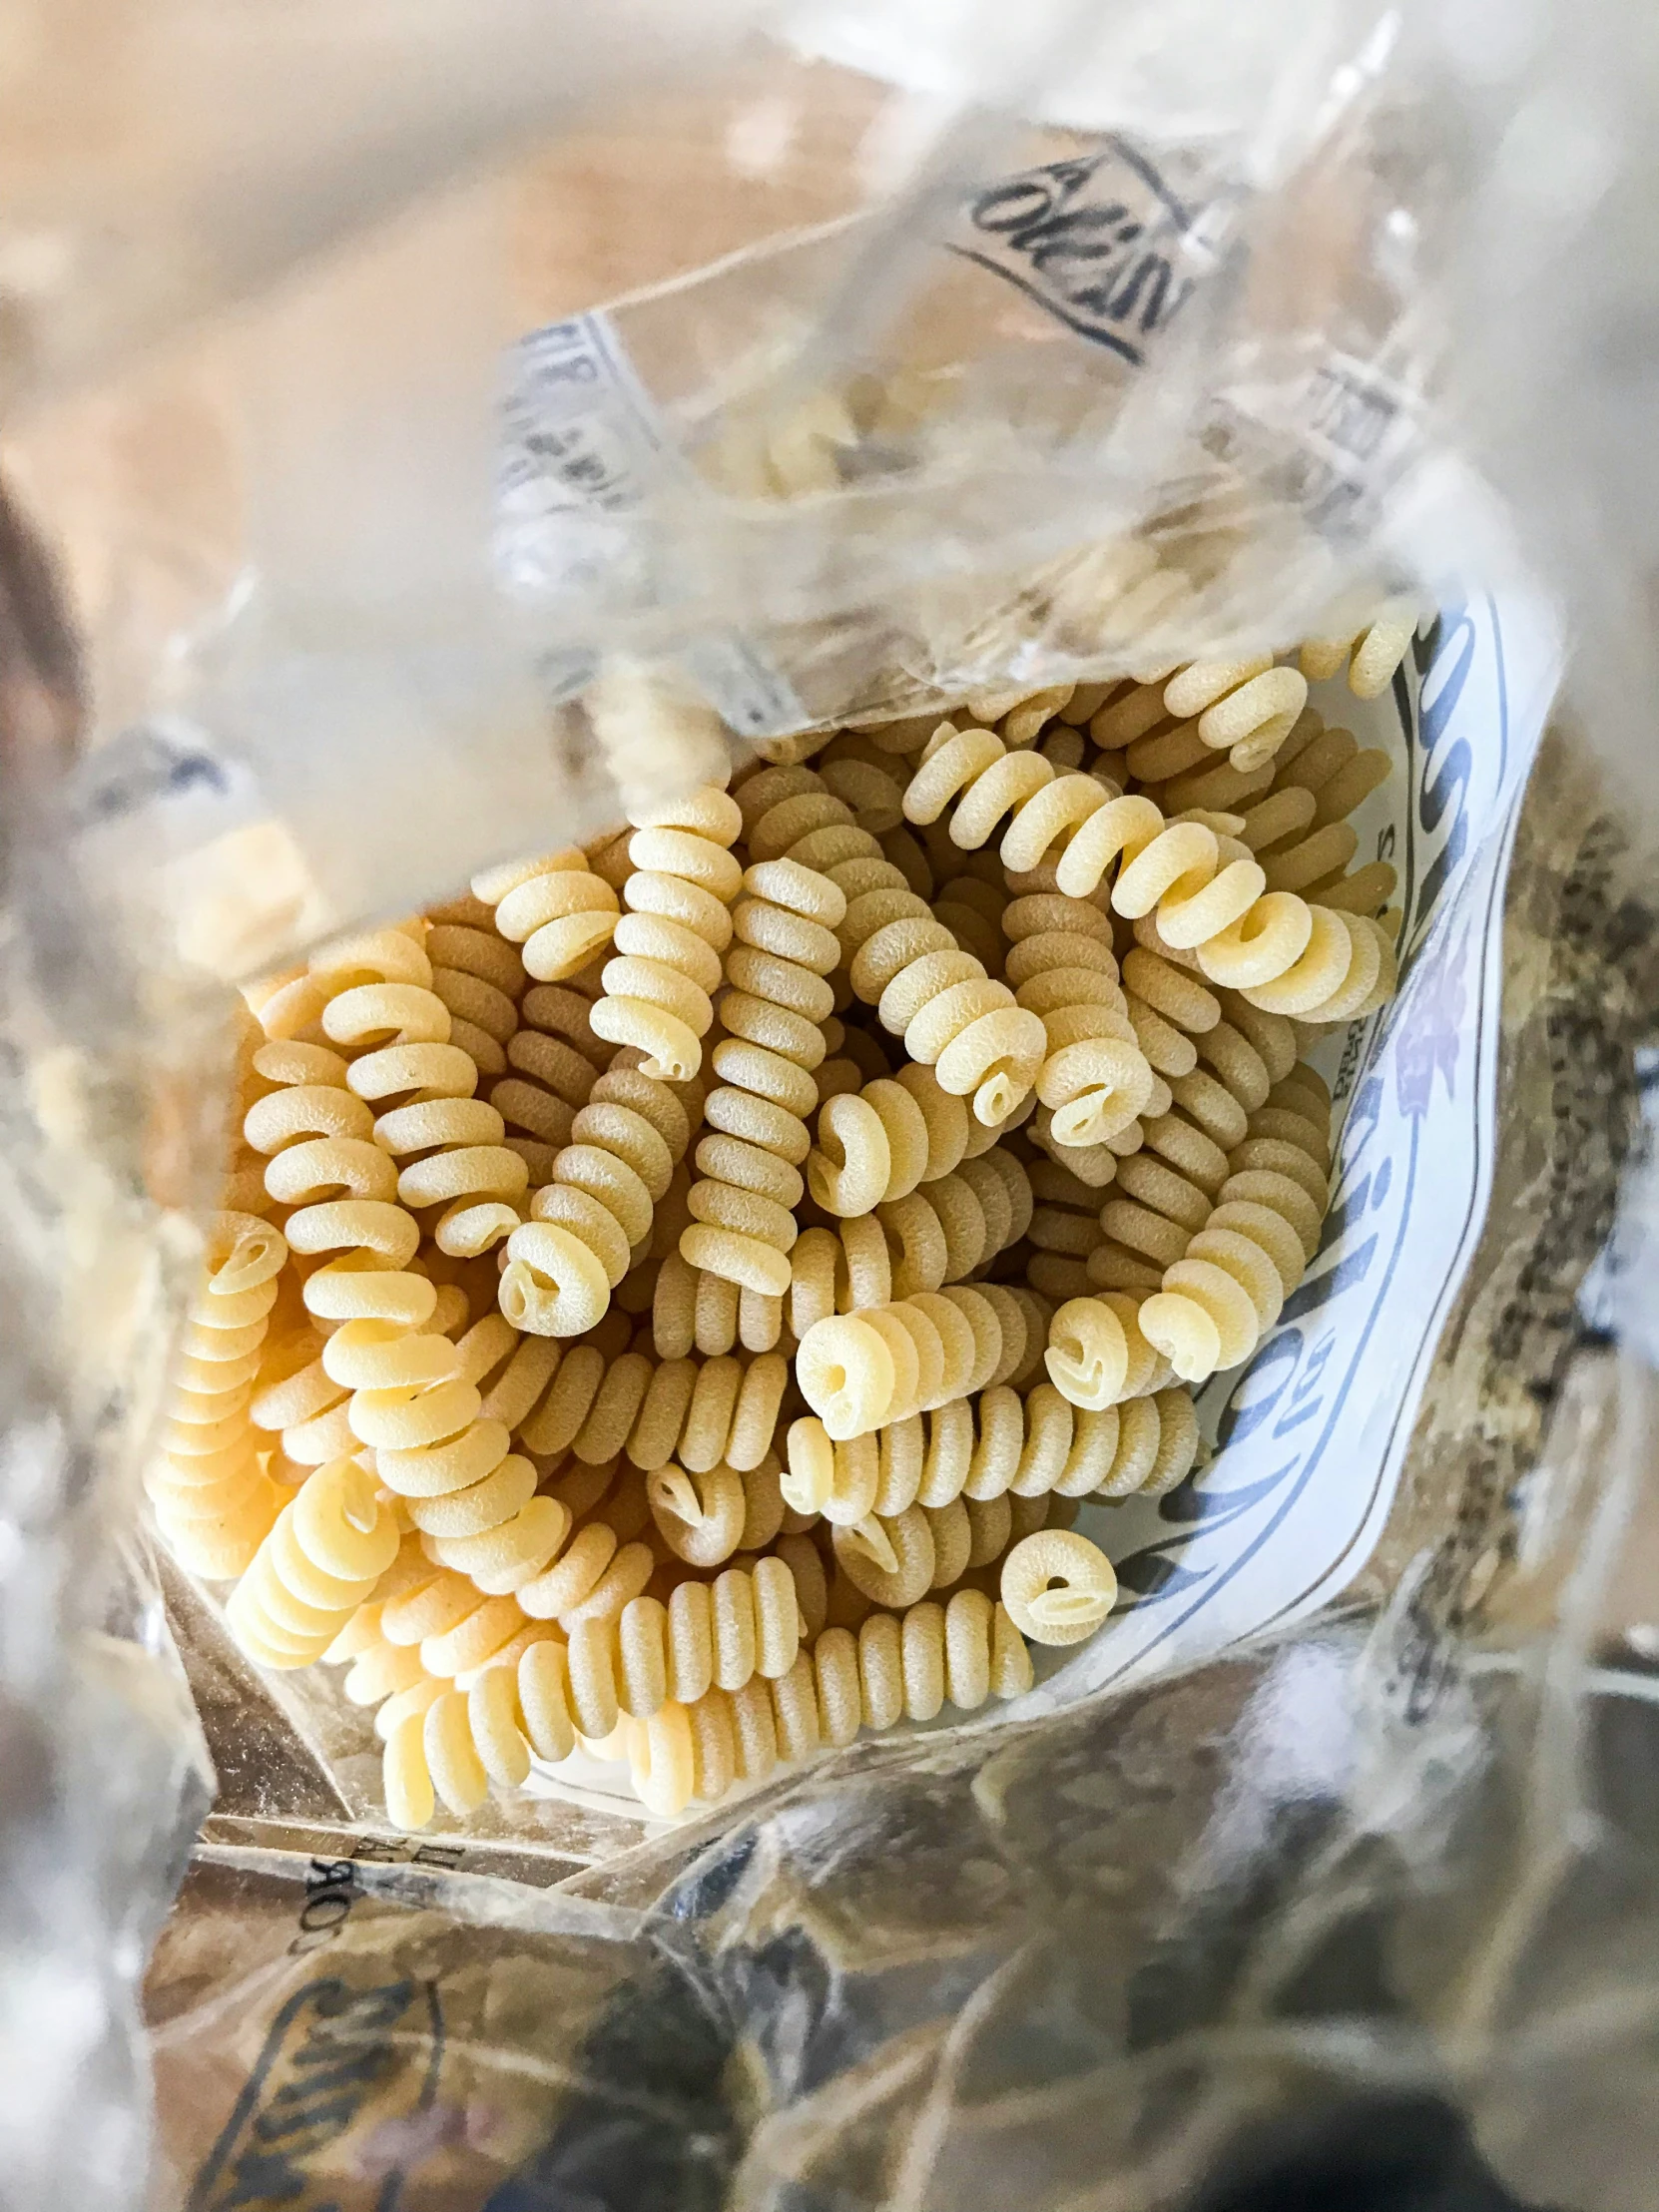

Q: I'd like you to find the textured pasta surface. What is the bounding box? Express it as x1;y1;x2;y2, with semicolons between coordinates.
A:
174;627;1387;1828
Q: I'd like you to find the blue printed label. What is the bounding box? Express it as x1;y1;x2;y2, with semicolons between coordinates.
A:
1020;587;1563;1711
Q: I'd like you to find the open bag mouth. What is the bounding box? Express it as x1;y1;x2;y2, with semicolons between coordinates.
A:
6;11;1659;2210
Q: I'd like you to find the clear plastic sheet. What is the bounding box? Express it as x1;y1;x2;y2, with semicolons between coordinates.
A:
142;733;1659;2212
0;6;1655;2211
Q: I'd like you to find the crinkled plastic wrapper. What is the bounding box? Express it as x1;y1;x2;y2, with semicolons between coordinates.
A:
2;10;1658;2212
144;717;1659;2212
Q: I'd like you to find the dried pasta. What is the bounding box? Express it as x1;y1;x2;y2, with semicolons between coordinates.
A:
148;1212;289;1578
681;855;844;1295
196;588;1403;1833
499;1061;694;1337
591;788;744;1081
1299;595;1420;699
474;848;621;984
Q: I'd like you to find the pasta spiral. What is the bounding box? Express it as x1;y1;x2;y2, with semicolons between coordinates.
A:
1092;655;1309;772
793;1283;1024;1440
353;1028;529;1262
227;1454;400;1669
741;765;1047;1125
811;1589;1032;1742
904;718;1396;1024
424;919;525;1079
1001;892;1155;1148
1299;595;1419;698
680;855;845;1297
474;849;621;984
148;1212;288;1578
1043;1289;1174;1411
500;1063;694;1337
790;1154;1030;1323
380;1635;580;1828
806;1061;987;1214
999;1527;1117;1645
244;946;443;1474
506;1312;791;1484
1136;1063;1333;1382
811;1369;1196;1518
1023;1153;1111;1303
347;1319;567;1598
1254;717;1398;918
489;981;608;1186
591;788;745;1081
253;950;548;1610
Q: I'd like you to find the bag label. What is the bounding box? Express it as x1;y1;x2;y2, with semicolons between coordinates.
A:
947;140;1225;366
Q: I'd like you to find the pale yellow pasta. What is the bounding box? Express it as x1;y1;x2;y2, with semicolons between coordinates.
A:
500;1063;693;1338
616;1594;670;1720
898;721;1395;1025
567;1614;621;1740
626;1701;697;1817
668;1580;716;1706
649;1462;747;1566
227;1455;401;1669
772;1650;824;1762
1000;1527;1118;1645
147;1212;287;1579
475;848;621;984
681;855;845;1297
425;919;525;1079
831;1502;936;1608
489;982;608;1184
592;788;745;1082
730;1674;780;1781
1001;889;1156;1149
1044;1290;1170;1410
1093;654;1308;773
795;1284;1012;1438
1138;1062;1332;1382
1015;1151;1103;1304
1298;594;1420;698
811;1587;1029;1740
742;764;1046;1124
688;1686;738;1801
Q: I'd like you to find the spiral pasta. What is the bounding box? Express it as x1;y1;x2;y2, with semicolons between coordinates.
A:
806;1062;979;1214
789;1156;1030;1326
591;788;745;1082
999;1527;1117;1645
740;764;1047;1125
424;919;526;1079
1299;596;1419;698
811;1589;1032;1743
1136;1062;1333;1383
680;855;845;1296
500;1062;694;1337
794;1283;1037;1440
489;981;609;1186
218;543;1411;1833
1000;892;1157;1149
1093;655;1310;773
148;1212;288;1578
377;1634;579;1828
227;1454;401;1669
474;849;621;984
904;718;1397;1027
506;1314;791;1485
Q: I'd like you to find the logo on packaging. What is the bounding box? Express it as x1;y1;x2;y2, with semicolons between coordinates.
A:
190;1973;441;2212
947;141;1215;365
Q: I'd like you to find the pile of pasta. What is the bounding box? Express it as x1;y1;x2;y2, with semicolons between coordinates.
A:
151;615;1407;1829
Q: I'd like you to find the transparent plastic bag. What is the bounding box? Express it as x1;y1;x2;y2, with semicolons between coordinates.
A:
0;5;1654;2210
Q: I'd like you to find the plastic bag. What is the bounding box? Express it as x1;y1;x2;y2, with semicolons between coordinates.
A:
0;4;1655;2209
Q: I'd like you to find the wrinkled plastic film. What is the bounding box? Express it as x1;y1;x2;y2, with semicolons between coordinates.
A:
145;736;1659;2212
